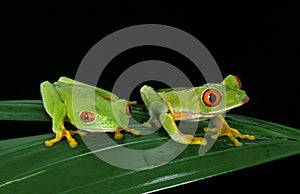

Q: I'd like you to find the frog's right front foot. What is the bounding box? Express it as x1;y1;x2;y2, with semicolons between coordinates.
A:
45;129;78;148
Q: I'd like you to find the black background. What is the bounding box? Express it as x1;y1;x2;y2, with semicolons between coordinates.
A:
1;2;299;193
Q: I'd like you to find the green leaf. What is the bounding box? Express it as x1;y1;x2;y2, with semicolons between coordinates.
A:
1;101;300;193
0;100;50;121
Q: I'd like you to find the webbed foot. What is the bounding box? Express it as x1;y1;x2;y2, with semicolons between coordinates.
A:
113;128;141;140
177;134;207;145
204;115;255;146
45;128;78;148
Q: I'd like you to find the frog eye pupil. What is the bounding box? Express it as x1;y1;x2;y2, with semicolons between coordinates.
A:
208;93;217;103
80;111;95;123
84;113;88;120
202;89;222;107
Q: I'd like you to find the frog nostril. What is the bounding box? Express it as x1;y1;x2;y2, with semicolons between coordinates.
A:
242;96;249;104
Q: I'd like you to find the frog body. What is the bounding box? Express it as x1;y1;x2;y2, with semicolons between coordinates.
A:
41;77;139;147
140;75;255;146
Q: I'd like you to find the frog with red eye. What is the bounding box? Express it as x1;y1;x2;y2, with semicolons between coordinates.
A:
140;75;255;146
40;77;140;147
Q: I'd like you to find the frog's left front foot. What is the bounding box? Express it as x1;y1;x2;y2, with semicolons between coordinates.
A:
45;128;78;148
204;115;255;146
205;126;255;146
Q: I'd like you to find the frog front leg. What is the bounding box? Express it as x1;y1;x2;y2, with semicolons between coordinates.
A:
160;113;207;145
41;81;78;147
204;115;255;146
140;85;206;145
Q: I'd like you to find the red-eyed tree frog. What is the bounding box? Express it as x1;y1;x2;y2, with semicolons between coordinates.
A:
140;75;255;146
40;77;140;147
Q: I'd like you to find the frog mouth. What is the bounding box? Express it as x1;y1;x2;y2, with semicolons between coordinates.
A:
206;102;244;115
173;101;246;121
80;128;117;133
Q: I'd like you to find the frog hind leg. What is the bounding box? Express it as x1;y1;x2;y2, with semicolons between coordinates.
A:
204;115;255;146
140;85;168;128
44;106;78;148
142;109;162;128
40;81;77;147
41;82;78;148
160;113;206;145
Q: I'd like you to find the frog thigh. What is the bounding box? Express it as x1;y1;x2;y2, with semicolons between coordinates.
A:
41;81;78;147
140;85;168;127
140;85;168;114
45;106;78;148
159;113;206;145
40;81;66;132
41;81;62;117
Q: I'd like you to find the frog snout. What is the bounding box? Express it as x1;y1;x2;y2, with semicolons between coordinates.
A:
242;96;249;104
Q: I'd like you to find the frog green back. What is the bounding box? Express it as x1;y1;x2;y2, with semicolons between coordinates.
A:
58;77;119;101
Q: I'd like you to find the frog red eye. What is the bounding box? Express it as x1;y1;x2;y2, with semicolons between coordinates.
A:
125;103;131;116
234;76;242;89
80;111;95;123
202;89;222;107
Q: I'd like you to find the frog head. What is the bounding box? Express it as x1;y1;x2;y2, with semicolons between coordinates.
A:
199;75;249;115
71;99;131;132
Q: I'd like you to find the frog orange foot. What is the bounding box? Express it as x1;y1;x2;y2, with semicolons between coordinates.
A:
180;135;207;145
45;129;78;148
204;127;255;146
113;128;141;140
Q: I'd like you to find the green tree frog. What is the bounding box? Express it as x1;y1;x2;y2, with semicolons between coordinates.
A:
140;75;255;146
40;77;140;147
